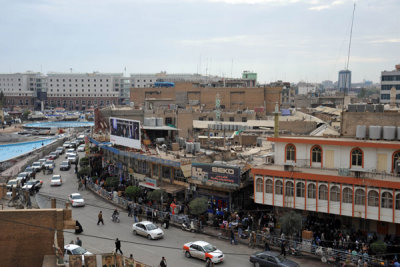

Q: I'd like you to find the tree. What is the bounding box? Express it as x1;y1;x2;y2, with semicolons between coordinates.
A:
189;197;208;216
79;157;89;167
77;167;90;177
279;211;302;237
21;110;31;121
105;176;119;190
125;186;141;202
148;189;167;204
371;240;387;255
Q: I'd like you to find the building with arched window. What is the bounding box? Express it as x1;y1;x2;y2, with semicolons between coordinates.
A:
252;136;400;236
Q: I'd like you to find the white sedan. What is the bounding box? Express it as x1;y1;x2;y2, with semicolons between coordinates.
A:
63;244;92;264
50;175;62;186
77;144;85;152
68;193;85;207
183;241;225;264
132;221;164;240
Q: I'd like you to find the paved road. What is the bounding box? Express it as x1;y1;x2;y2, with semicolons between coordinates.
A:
35;150;325;267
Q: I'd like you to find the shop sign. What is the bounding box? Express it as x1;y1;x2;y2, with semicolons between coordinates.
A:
191;163;240;185
145;177;157;187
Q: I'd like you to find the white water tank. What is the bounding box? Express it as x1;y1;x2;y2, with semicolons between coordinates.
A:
369;125;381;140
356;125;366;139
156;117;163;126
185;142;193;153
194;142;201;152
383;126;396;140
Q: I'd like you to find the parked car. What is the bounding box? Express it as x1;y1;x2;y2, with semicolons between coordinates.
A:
77;144;85;152
49;152;58;160
60;160;71;171
56;146;65;155
32;161;43;172
44;160;55;169
68;193;85;207
39;158;46;168
183;241;224;264
68;155;78;164
63;244;92;264
66;148;76;158
63;141;72;148
132;221;164;240
24;166;35;177
6;179;20;190
16;172;30;181
22;179;43;192
50;175;62;186
70;140;79;148
249;251;300;267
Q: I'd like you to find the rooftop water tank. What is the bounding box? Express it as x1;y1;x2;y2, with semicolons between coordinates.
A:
357;104;366;112
256;137;263;147
147;117;156;127
369;125;381;140
348;104;357;112
156;117;163;126
383;126;396;140
366;104;374;112
376;104;384;112
194;142;201;152
356;125;366;139
185;142;193;153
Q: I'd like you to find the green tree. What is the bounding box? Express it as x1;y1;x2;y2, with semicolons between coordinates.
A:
189;197;208;216
79;157;89;167
370;240;387;255
148;189;167;204
279;211;302;237
21;110;31;120
77;167;90;177
105;176;119;189
125;186;141;201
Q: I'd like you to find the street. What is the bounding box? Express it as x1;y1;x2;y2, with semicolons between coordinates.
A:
35;150;325;267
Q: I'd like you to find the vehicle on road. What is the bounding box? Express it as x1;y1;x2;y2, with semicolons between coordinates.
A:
39;159;46;168
6;179;20;190
183;241;224;264
77;144;85;152
182;220;197;233
249;251;299;267
60;160;71;171
63;244;92;265
44;160;56;169
132;221;164;240
32;161;43;172
66;148;76;158
50;175;62;186
68;193;85;207
24;166;35;177
16;172;30;181
56;146;65;155
63;141;72;148
49;152;58;160
22;179;43;192
67;155;78;164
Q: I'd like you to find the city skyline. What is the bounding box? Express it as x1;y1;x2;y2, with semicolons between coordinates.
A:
1;0;399;84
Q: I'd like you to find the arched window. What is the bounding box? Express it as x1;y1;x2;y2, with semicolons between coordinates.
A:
355;189;365;205
330;186;340;202
286;144;296;162
265;179;273;193
308;183;316;199
343;187;353;203
351;148;363;168
368;190;379;207
319;185;328;200
396;194;400;210
296;182;305;197
285;181;294;197
393;151;400;172
275;180;283;195
256;178;263;192
381;192;393;209
311;145;322;164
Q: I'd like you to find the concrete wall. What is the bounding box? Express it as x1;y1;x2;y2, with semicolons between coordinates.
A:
0;209;70;267
279;121;317;135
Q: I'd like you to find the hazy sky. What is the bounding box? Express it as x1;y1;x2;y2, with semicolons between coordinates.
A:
0;0;399;83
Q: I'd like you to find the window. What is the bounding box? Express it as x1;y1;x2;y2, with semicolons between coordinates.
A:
396;194;400;210
330;186;340;202
285;181;294;197
265;179;273;193
368;190;379;207
275;180;283;195
229;117;234;122
311;145;322;163
393;151;400;172
343;187;353;203
308;183;316;199
256;178;263;192
381;192;393;209
319;185;328;200
351;148;363;167
286;144;296;162
355;189;365;205
296;182;305;197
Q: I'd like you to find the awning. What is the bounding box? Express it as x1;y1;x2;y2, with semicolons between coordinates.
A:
138;182;160;190
159;183;186;195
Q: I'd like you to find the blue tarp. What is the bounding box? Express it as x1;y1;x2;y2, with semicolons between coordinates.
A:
281;109;291;116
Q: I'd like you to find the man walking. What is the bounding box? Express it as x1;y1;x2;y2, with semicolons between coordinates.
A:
97;211;104;225
160;256;167;267
76;237;82;246
164;212;170;229
280;240;286;257
115;238;123;254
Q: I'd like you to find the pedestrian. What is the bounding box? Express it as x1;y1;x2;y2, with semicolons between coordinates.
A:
75;164;78;174
153;209;158;224
280;240;286;257
206;259;214;267
115;238;123;254
160;256;167;267
133;207;138;223
230;228;236;245
264;240;270;251
127;203;132;217
76;237;82;246
164;212;170;229
97;211;104;225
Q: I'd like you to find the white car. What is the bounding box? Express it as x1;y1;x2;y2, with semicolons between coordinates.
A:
22;179;43;191
6;179;19;190
67;155;78;164
32;161;42;172
44;160;55;169
66;148;76;158
132;221;164;240
63;244;92;264
183;241;225;264
50;175;62;186
77;144;85;152
68;193;85;207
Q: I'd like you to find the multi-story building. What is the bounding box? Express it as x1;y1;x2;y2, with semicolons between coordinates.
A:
380;64;400;105
252;136;400;235
0;72;46;109
338;70;352;94
297;82;317;95
130;72;220;88
46;72;123;110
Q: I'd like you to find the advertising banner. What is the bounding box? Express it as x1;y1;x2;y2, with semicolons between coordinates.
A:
110;117;141;149
191;163;240;185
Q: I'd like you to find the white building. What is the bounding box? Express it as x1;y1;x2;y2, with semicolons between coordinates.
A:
380;64;400;104
297;82;317;95
130;72;219;88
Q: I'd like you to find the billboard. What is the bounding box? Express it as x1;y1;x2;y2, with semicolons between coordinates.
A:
110;117;141;149
191;163;240;185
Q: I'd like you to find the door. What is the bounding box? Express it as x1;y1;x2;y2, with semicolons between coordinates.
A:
377;153;387;172
325;150;335;169
190;244;201;259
